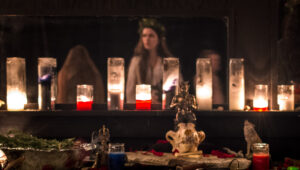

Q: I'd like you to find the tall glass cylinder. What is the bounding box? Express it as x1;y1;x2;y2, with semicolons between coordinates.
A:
229;58;245;110
6;57;27;111
195;58;212;110
38;57;57;110
278;85;294;111
163;57;180;110
107;58;124;110
253;85;268;111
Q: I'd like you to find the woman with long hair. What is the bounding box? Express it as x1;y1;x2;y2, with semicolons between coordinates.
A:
126;18;173;104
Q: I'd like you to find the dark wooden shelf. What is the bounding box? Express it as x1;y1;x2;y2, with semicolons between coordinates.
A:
1;109;300;161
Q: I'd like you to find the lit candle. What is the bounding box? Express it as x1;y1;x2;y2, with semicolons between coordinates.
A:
252;143;270;170
38;57;57;110
163;57;180;110
196;58;212;110
77;85;93;111
229;58;245;110
107;57;124;110
108;84;124;110
253;85;268;111
196;85;212;110
136;84;151;110
7;89;27;111
6;57;27;111
277;85;294;111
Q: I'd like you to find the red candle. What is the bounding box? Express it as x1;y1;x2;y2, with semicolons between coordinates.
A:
136;99;151;110
253;107;268;112
252;153;269;170
77;101;93;111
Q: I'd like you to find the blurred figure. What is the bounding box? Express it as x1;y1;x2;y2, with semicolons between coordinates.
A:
57;45;105;104
198;49;225;105
126;18;173;104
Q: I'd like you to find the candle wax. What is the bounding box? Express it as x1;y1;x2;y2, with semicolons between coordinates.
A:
77;101;93;111
136;100;151;110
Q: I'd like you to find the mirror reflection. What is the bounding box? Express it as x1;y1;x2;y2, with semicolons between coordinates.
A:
0;16;227;107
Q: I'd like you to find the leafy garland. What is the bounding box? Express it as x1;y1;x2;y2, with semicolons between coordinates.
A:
0;130;74;150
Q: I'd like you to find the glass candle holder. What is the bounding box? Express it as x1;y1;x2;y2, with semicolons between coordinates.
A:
6;57;27;111
253;85;268;111
77;84;93;111
38;57;57;110
195;58;212;110
107;57;124;110
163;57;180;110
252;143;270;170
278;85;294;111
108;143;126;170
136;84;151;110
229;58;245;110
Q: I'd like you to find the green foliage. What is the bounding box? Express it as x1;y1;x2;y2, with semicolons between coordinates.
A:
0;130;74;150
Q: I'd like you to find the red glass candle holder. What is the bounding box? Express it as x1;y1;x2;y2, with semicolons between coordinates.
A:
136;84;151;110
77;84;93;111
252;143;270;170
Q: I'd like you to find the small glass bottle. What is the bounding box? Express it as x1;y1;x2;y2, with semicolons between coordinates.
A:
252;143;270;170
108;143;126;170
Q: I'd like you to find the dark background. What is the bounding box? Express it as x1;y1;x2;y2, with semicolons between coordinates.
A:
0;16;227;103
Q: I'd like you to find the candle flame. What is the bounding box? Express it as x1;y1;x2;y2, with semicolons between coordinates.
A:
7;90;27;111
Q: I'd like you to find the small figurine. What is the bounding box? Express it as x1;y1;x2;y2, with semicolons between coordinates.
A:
166;81;205;154
92;125;110;169
170;82;197;125
244;120;262;158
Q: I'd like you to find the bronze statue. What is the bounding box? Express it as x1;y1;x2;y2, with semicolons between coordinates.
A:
170;82;197;125
92;125;110;169
166;82;205;153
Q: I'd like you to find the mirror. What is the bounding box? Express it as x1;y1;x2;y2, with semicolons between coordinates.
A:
0;16;227;106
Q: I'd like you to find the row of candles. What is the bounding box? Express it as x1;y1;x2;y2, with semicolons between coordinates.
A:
4;57;295;111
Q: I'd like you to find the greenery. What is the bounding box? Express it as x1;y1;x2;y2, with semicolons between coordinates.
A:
0;130;74;150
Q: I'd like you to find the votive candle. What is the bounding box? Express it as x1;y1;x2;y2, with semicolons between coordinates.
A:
136;84;151;110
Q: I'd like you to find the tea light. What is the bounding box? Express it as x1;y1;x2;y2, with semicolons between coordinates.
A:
77;85;93;111
277;85;294;111
136;84;151;110
6;57;27;111
107;57;124;110
253;85;268;111
196;58;212;110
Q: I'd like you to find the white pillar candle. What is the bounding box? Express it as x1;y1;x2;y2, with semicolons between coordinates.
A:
229;58;245;110
6;57;27;111
107;57;124;110
196;58;212;110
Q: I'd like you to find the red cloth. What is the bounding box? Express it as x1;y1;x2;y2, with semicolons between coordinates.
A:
156;140;169;144
211;150;235;158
